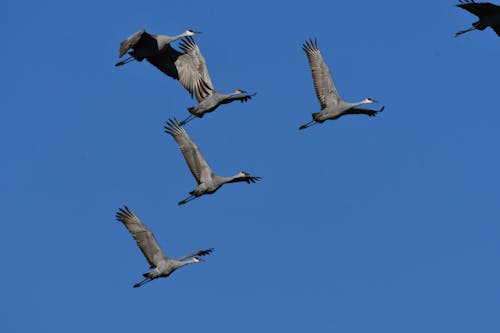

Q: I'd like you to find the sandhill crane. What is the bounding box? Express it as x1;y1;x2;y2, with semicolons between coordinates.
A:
298;39;384;130
164;118;261;205
115;29;201;67
455;1;500;37
115;206;213;288
146;36;255;125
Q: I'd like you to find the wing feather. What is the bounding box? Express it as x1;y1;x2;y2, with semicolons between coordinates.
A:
177;248;214;261
303;38;340;109
116;206;168;267
119;30;160;58
457;1;500;17
491;24;500;35
146;45;183;79
164;119;212;185
176;36;214;102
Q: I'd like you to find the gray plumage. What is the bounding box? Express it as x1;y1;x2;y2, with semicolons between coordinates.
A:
115;29;201;67
164;118;261;205
115;206;213;288
455;1;500;37
298;39;384;130
144;36;255;125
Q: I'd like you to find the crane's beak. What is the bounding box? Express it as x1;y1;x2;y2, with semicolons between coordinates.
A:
192;31;202;35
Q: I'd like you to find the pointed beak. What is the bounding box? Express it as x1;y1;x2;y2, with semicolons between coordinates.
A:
370;99;379;103
195;257;205;262
192;31;202;34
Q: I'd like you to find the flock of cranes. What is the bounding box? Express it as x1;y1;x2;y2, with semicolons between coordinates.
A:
114;1;500;288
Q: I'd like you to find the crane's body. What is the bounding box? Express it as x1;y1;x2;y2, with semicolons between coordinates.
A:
115;29;201;67
115;206;213;288
136;36;254;125
182;90;256;125
455;1;500;37
298;39;383;130
164;118;261;205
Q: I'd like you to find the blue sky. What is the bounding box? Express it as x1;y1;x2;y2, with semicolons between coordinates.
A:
3;0;499;332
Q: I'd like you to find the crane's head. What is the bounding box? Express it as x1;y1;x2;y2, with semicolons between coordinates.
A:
236;171;262;184
192;257;205;262
185;29;202;36
363;97;378;104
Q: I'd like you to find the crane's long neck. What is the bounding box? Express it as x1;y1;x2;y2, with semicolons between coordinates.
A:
176;258;199;268
157;33;186;48
356;99;372;107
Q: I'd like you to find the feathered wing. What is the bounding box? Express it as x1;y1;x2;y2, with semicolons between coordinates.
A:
342;106;385;117
116;206;168;268
176;36;214;102
457;1;500;18
177;248;214;261
492;24;500;36
146;45;183;79
119;30;157;58
164;119;213;185
303;38;340;109
220;92;256;105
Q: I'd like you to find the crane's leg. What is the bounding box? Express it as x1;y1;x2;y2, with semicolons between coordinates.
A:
455;26;476;37
298;120;318;130
178;194;196;205
179;114;196;126
115;56;136;67
133;277;153;288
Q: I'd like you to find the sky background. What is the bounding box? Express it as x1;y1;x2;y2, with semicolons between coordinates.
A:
3;0;500;332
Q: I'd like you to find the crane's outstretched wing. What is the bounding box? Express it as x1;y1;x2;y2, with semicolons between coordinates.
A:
177;248;214;261
220;92;256;105
342;106;385;117
116;206;168;267
303;38;340;109
492;24;500;36
146;45;184;79
176;36;214;102
457;1;500;18
164;118;212;185
118;30;157;58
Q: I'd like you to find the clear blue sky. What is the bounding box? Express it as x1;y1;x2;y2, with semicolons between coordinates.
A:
3;0;499;332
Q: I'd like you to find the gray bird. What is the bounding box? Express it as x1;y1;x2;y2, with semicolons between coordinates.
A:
455;1;500;37
115;29;201;67
298;39;384;130
116;206;213;288
147;36;255;125
164;118;261;205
